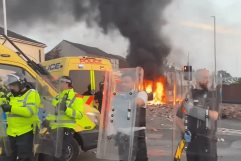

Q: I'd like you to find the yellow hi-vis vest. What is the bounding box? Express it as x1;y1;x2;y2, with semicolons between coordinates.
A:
7;89;40;137
48;88;96;132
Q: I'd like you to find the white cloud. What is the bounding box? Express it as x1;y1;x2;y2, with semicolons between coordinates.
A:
164;0;241;77
22;22;129;57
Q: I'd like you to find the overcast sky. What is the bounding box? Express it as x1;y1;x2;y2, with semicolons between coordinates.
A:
1;0;241;77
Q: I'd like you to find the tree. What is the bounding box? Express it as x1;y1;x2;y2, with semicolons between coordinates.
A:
218;70;232;78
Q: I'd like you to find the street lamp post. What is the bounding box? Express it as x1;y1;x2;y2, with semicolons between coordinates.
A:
2;0;7;35
211;16;216;83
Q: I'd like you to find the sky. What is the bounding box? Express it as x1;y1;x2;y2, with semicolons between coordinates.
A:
1;0;241;77
164;0;241;77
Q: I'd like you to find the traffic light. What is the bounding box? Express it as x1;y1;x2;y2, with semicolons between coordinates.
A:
184;66;192;81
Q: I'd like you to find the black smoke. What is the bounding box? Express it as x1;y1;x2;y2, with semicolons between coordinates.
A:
2;0;98;25
2;0;172;80
97;0;172;80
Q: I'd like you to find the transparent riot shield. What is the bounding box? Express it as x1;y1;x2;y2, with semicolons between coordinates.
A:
0;109;11;157
142;70;184;161
34;75;64;159
172;67;221;161
217;76;241;160
97;67;144;161
0;74;12;157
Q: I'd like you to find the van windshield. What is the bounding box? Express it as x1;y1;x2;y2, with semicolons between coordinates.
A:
69;70;105;95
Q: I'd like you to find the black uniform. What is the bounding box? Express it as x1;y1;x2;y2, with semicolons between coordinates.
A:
94;91;103;112
133;106;148;161
177;89;219;161
9;131;34;161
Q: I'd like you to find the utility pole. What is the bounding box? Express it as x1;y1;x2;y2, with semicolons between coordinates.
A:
211;16;217;83
2;0;8;35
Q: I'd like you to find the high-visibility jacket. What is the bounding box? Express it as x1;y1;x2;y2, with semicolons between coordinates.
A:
6;89;40;137
48;88;96;131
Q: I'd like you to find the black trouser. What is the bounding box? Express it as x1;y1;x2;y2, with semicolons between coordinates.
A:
117;130;148;161
6;131;34;161
186;135;217;161
35;128;69;161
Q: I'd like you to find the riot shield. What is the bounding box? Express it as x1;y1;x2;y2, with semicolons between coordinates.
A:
34;75;64;159
141;70;183;161
97;67;144;161
0;73;12;157
217;74;241;160
0;108;11;157
172;67;221;161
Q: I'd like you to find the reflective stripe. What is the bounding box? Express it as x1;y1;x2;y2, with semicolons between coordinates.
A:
58;111;66;115
68;96;76;107
17;89;35;106
8;114;19;117
86;96;94;105
25;103;36;106
23;89;34;106
72;110;76;118
26;107;34;115
49;120;76;124
8;106;34;116
90;70;96;91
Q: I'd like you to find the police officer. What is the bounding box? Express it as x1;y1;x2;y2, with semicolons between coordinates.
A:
94;81;104;112
1;74;40;161
38;76;84;161
117;73;148;161
82;84;92;96
52;76;83;120
176;69;219;161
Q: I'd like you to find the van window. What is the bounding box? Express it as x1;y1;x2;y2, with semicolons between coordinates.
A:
69;70;105;95
70;70;91;95
0;64;35;88
0;64;58;97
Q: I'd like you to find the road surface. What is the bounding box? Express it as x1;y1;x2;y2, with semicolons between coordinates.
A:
77;107;241;161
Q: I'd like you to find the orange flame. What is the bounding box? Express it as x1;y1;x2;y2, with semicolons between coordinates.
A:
144;77;166;105
144;76;184;105
145;84;152;94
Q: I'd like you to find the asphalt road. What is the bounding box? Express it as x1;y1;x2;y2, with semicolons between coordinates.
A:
76;108;241;161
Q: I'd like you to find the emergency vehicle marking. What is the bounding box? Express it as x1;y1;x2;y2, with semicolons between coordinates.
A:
80;58;103;64
46;63;63;71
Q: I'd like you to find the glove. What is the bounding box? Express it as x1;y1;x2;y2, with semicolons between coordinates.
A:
59;101;67;111
42;120;50;128
1;104;11;112
184;131;192;143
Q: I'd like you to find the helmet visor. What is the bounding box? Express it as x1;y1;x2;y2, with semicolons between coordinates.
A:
5;74;20;86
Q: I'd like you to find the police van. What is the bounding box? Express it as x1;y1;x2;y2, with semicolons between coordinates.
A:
0;35;111;161
41;56;112;109
41;56;112;160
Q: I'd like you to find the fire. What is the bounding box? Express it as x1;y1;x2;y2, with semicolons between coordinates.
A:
144;77;166;105
145;84;152;93
144;76;184;105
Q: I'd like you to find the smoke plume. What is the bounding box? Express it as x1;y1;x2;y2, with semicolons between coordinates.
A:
2;0;172;80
